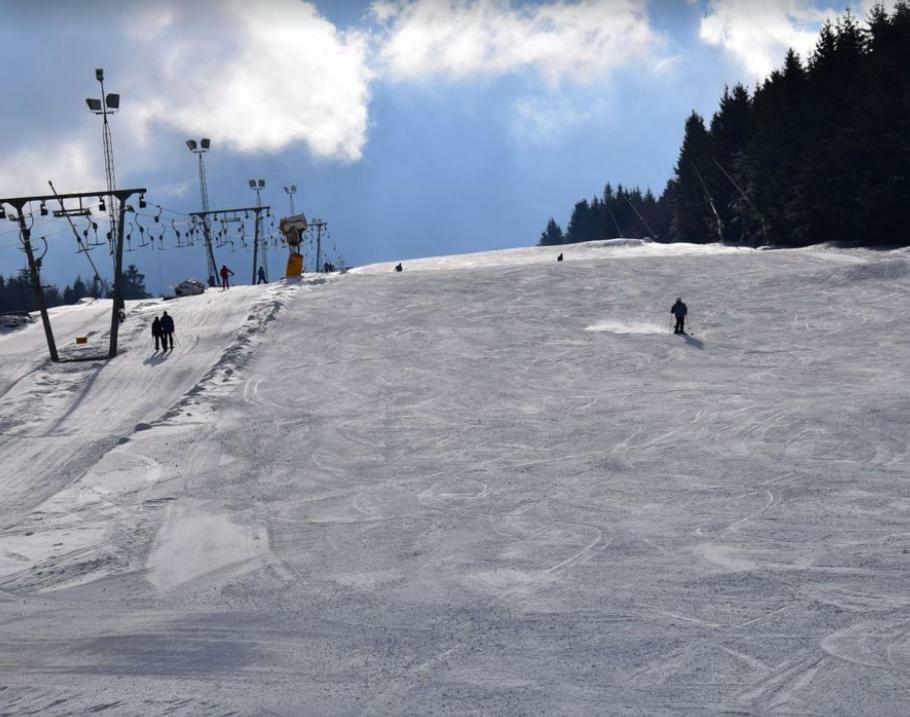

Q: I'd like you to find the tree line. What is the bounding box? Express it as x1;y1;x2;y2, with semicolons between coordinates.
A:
540;3;910;249
0;264;150;314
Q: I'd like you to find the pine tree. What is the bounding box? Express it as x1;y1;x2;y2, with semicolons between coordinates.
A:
122;264;150;300
670;112;717;243
538;218;564;246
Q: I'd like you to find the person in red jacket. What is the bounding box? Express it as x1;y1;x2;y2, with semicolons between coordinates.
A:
220;264;235;290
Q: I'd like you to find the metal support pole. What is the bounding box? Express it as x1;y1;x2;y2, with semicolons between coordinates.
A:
195;153;218;287
713;158;771;244
98;75;118;255
624;197;658;239
316;222;322;274
251;210;261;284
691;161;724;243
16;208;58;362
109;200;127;358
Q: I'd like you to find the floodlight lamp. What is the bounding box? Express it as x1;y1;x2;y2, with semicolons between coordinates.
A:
186;139;197;151
106;93;120;110
138;193;147;209
291;185;297;193
95;68;104;82
98;197;106;212
248;179;256;188
258;179;265;188
39;201;48;216
85;98;102;112
200;138;211;150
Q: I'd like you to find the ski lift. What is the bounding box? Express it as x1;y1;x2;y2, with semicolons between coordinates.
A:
87;220;103;247
125;221;136;252
153;205;163;224
136;216;150;248
172;219;184;248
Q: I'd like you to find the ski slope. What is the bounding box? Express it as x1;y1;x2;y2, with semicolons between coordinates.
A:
1;241;910;715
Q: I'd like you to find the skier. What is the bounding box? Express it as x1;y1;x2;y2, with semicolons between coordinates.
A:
151;315;162;351
557;253;563;262
394;263;403;272
257;266;267;284
159;311;175;350
671;297;688;335
220;264;235;290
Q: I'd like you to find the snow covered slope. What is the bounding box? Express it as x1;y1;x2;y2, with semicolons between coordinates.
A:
1;243;910;715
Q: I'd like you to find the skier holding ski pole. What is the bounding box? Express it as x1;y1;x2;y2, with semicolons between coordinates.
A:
671;297;688;335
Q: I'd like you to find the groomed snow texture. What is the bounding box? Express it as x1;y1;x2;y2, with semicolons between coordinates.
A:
1;240;910;715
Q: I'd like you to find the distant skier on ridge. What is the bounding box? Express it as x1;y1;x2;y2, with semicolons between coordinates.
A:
671;297;688;335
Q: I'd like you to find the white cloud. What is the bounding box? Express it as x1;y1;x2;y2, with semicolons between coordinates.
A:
128;0;373;160
0;0;373;200
0;137;96;197
699;0;838;79
509;94;604;146
372;0;665;85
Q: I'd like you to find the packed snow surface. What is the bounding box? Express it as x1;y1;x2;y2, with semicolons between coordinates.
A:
1;241;910;714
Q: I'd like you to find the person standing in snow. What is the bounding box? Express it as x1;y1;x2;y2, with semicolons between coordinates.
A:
151;315;162;351
220;264;235;290
257;266;267;284
159;311;175;350
671;297;688;335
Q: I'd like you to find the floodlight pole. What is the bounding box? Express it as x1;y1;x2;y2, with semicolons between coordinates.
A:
187;140;218;286
250;180;267;282
87;69;119;258
12;205;58;362
284;185;296;215
310;218;327;273
251;209;263;284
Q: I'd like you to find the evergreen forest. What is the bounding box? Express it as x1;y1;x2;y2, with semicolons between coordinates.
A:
0;264;150;315
539;4;910;249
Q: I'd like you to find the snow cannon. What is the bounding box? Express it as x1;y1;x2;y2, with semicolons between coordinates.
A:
280;213;308;278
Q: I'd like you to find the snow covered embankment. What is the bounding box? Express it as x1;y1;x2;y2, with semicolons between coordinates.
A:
0;281;300;592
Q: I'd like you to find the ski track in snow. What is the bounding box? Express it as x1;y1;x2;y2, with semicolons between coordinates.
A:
1;242;910;715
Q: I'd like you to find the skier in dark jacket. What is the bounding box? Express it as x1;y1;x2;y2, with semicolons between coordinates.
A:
159;311;175;350
151;315;162;351
671;298;688;335
220;264;234;290
257;266;267;284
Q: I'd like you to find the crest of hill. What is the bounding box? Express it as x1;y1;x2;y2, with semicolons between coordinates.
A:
351;238;752;275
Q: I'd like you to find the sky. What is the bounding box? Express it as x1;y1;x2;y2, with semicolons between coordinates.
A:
0;0;879;294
